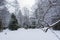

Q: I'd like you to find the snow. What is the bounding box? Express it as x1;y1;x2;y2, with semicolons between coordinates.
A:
50;20;60;26
0;29;60;40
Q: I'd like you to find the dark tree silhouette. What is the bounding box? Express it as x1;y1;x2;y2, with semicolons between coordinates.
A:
52;20;60;30
8;13;19;30
0;18;3;31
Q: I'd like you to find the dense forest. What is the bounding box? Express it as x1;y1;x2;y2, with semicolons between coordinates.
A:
0;0;60;31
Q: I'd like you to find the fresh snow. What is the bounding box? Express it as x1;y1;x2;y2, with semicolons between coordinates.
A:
0;29;60;40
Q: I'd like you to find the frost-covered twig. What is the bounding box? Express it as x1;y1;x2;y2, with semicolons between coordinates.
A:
43;20;60;32
50;20;60;27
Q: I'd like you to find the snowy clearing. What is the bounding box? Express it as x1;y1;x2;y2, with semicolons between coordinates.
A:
0;29;60;40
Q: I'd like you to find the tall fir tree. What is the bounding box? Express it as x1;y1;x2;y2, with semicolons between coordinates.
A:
8;13;19;30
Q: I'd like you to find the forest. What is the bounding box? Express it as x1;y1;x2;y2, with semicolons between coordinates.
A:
0;0;60;32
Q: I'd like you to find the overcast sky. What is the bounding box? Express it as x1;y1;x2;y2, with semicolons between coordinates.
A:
6;0;36;15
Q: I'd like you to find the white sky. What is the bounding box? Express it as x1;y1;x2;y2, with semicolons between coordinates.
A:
17;0;35;9
17;0;36;16
6;0;35;14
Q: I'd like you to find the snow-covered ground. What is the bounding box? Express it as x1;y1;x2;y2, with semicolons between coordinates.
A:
0;28;60;40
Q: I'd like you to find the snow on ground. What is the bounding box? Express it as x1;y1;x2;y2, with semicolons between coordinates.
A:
0;28;60;40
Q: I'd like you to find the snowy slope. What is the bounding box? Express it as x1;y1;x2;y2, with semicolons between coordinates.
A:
0;29;60;40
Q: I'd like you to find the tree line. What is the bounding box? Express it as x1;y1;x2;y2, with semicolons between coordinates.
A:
0;0;60;32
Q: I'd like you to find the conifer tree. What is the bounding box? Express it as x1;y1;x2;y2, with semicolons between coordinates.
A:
8;13;19;30
0;18;3;31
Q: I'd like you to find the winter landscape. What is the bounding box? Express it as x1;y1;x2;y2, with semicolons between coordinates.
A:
0;0;60;40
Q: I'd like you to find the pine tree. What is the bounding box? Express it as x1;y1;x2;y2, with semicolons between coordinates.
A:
8;13;19;30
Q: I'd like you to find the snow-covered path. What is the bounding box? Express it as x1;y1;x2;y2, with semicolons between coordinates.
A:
0;29;60;40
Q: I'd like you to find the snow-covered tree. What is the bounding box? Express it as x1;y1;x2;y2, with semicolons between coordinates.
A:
22;7;30;28
33;0;60;30
8;13;19;30
0;0;11;28
17;10;23;27
33;0;49;28
5;0;22;28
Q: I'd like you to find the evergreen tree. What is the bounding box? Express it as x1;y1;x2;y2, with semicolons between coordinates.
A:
0;18;3;31
8;13;19;30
